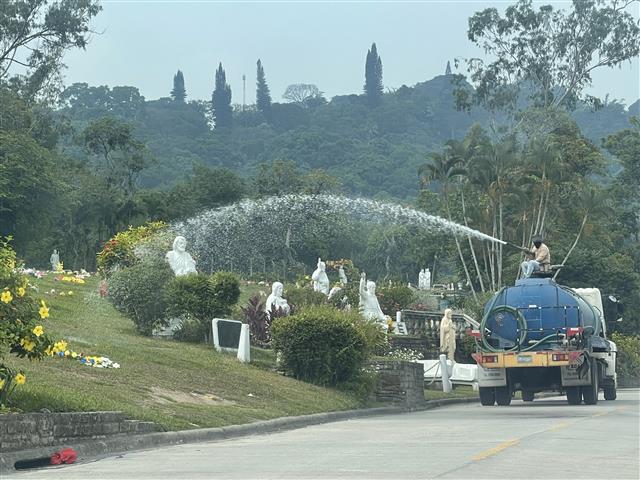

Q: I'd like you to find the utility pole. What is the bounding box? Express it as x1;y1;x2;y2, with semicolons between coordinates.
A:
242;74;246;111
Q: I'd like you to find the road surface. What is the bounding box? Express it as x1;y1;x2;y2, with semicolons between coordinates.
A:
11;389;639;479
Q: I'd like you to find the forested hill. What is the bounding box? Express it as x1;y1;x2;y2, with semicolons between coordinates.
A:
59;76;638;199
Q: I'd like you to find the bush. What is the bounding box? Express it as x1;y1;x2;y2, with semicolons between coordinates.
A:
611;333;640;380
0;238;55;406
210;271;241;316
376;283;415;316
165;273;219;321
173;315;207;343
241;295;270;347
271;305;381;385
108;258;173;335
97;221;167;276
285;286;327;310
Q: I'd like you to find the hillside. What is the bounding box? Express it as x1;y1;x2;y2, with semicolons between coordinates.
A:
59;76;638;199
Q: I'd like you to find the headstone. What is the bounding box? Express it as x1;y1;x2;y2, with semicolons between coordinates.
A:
212;318;243;353
237;324;251;363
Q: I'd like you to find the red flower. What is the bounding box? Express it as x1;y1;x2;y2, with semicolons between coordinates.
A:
50;448;77;465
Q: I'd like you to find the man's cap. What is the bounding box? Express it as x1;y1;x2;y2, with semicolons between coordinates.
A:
532;235;543;243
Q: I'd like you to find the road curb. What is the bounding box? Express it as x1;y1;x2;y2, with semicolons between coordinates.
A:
1;398;478;474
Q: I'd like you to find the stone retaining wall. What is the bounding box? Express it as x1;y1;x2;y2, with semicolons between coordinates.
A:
370;360;425;409
0;411;162;452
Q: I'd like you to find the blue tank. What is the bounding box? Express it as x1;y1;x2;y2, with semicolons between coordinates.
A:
482;278;600;351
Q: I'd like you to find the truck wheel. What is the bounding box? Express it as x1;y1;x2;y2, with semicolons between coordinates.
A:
604;386;617;401
582;359;599;405
566;386;581;405
522;390;535;402
495;386;512;406
479;387;495;406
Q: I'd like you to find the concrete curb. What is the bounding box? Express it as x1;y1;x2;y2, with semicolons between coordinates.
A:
1;397;479;474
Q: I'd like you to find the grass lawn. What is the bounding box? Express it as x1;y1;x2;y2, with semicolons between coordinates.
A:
7;274;363;430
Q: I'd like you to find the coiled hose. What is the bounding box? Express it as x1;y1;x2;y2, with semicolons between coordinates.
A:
480;288;560;353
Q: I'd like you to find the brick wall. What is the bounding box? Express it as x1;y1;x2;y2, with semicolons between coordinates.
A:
370;360;425;409
0;411;161;452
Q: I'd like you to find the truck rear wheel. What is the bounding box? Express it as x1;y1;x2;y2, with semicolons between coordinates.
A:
495;386;512;406
522;390;535;402
604;386;617;401
582;359;599;405
479;387;495;406
566;386;581;405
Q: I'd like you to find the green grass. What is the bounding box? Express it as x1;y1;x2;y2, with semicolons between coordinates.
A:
7;274;363;430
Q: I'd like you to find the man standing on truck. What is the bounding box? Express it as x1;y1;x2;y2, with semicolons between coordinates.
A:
520;235;551;278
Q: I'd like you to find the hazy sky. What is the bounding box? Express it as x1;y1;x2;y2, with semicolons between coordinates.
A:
63;0;640;106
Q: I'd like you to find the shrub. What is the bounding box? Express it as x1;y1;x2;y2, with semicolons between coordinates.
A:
376;283;415;316
97;221;167;276
271;305;381;385
242;295;270;346
0;238;55;406
611;333;640;380
285;286;327;310
108;257;173;335
173;315;207;343
210;271;241;316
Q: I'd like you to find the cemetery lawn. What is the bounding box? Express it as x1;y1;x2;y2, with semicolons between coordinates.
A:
7;274;364;430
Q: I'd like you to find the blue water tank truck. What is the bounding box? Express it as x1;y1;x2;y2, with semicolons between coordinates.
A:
471;276;618;406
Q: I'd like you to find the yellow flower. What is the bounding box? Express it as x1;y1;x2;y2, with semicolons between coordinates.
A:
71;352;78;358
15;373;26;385
39;300;49;319
0;378;4;389
1;290;12;303
68;291;74;296
17;286;26;297
20;338;36;352
54;340;67;352
64;350;70;356
7;260;15;269
45;345;53;356
32;325;44;337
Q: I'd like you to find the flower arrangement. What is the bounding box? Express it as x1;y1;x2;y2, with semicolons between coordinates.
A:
56;275;85;284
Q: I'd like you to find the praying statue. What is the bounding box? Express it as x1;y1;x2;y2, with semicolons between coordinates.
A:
311;258;330;295
265;282;290;319
439;308;456;362
418;269;425;289
359;272;389;326
50;249;60;271
338;265;348;285
165;236;197;276
424;268;431;290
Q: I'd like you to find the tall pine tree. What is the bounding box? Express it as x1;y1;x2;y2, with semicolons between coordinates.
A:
364;42;383;106
171;69;186;103
212;62;233;128
256;59;272;114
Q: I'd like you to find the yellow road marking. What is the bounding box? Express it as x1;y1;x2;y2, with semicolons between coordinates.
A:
549;421;571;431
592;411;609;417
472;439;519;461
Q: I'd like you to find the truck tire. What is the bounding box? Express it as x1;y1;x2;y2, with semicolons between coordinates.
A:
604;386;617;401
566;386;581;405
495;386;512;406
582;359;599;405
479;387;495;406
522;390;535;402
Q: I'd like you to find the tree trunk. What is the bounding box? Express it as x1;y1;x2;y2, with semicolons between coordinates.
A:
461;188;486;292
553;214;588;280
444;197;478;303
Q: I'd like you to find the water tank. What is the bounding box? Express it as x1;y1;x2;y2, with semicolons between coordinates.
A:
483;278;600;350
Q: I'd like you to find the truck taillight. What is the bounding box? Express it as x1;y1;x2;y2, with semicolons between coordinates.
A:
552;353;569;361
566;327;584;337
482;355;498;363
468;329;481;339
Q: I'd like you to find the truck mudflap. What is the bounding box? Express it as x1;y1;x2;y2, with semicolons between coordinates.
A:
473;350;583;369
478;365;507;387
561;364;591;386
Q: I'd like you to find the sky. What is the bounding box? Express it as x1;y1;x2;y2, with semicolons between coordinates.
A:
62;0;640;107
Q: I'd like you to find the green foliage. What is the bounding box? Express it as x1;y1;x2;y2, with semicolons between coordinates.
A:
97;221;167;276
212;63;232;128
173;315;206;344
241;295;271;346
611;333;640;381
364;43;383;106
165;273;218;322
285;286;328;310
256;60;271;114
108;258;173;335
210;271;241;316
171;70;186;103
376;283;415;316
271;305;380;385
0;239;55;406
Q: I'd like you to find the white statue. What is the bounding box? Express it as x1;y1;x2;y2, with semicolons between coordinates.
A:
359;272;389;326
418;269;425;289
439;308;456;362
338;265;348;285
424;268;431;290
165;236;197;276
311;258;330;295
265;282;290;319
328;285;342;300
50;249;60;271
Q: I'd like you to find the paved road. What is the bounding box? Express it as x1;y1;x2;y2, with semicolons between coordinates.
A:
11;389;639;479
